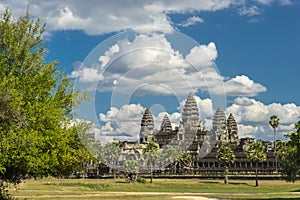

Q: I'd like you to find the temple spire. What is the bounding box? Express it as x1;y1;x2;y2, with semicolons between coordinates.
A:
160;114;172;132
227;113;239;145
212;107;228;145
182;93;199;127
139;108;154;143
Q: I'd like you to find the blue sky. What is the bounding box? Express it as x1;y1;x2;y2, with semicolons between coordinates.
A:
1;0;299;142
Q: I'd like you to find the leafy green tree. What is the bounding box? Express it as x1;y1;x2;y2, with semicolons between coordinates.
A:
216;146;235;184
180;153;192;167
165;146;184;174
0;8;91;198
125;160;139;183
98;142;122;180
143;142;159;183
247;140;267;187
269;115;280;172
281;121;300;182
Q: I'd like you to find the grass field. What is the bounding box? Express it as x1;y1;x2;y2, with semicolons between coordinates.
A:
8;177;300;200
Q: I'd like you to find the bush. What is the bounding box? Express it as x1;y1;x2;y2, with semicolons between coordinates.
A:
136;177;146;184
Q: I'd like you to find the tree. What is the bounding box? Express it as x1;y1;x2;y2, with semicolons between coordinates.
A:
216;146;235;184
98;142;122;180
165;146;184;174
0;8;91;198
281;121;300;182
247;140;267;187
269;115;280;172
143;142;159;183
179;153;193;173
125;160;139;183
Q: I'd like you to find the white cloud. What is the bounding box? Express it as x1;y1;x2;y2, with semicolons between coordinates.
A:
224;75;267;96
255;0;273;5
279;0;293;5
238;6;261;16
178;16;204;27
70;34;265;97
0;0;292;35
96;95;300;143
186;42;218;68
226;97;300;140
98;104;145;142
68;66;103;82
0;0;233;35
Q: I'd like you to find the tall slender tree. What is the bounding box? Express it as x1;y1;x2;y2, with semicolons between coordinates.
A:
247;140;267;187
269;115;280;172
143;142;159;183
216;146;235;184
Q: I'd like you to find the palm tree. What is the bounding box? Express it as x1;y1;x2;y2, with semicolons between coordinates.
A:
247;140;267;187
269;115;280;172
216;146;235;184
143;142;159;183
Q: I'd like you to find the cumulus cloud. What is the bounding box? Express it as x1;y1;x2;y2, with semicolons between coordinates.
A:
95;95;300;143
0;0;294;35
186;42;218;68
223;75;267;96
70;34;265;97
98;104;145;142
226;97;300;140
96;94;215;143
0;0;232;35
178;16;204;27
68;67;103;82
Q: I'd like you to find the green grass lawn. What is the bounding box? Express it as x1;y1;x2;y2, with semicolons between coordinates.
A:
8;177;300;200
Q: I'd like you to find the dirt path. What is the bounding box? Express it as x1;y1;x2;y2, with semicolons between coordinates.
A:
15;192;219;199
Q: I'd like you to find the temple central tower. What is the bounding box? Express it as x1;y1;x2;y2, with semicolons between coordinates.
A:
182;93;200;129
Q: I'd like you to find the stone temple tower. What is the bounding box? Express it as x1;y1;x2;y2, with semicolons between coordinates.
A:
182;93;201;141
212;107;229;145
182;93;200;128
227;113;239;146
160;114;172;132
139;108;154;143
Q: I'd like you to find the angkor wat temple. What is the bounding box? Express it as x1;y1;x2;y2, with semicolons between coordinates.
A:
138;93;279;175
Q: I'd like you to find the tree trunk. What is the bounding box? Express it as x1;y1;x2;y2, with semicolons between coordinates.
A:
224;164;228;184
224;173;228;184
274;128;278;173
255;162;259;187
150;163;153;183
113;160;116;180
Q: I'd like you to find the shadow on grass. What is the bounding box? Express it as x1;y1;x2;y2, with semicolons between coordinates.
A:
229;182;249;186
250;199;300;200
291;189;300;192
115;181;129;184
200;181;219;184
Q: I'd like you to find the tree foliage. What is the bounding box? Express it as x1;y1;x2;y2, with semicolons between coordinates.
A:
269;115;280;172
97;142;122;179
247;140;266;187
281;121;300;182
0;8;91;192
125;160;139;183
143;142;159;183
216;146;235;184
